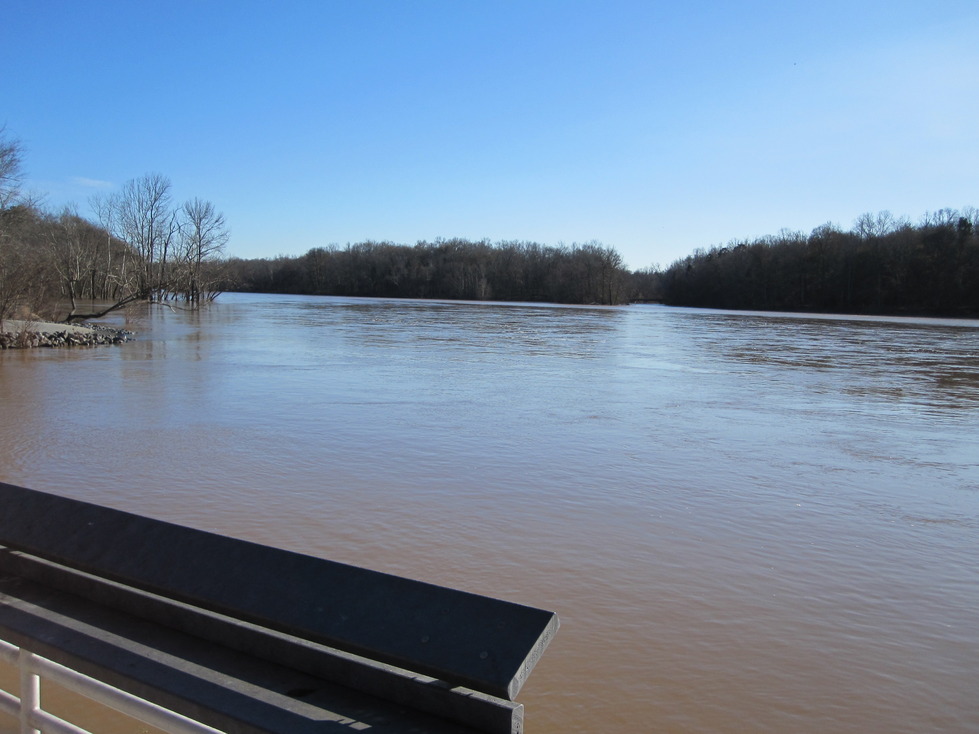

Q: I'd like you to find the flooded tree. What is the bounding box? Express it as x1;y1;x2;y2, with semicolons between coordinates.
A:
66;176;230;320
174;197;230;305
0;137;231;323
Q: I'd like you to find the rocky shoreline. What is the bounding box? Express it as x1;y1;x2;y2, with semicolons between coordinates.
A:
0;321;134;349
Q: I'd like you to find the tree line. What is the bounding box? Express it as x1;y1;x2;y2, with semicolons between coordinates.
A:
12;127;977;320
223;239;659;305
659;209;979;317
0;128;228;323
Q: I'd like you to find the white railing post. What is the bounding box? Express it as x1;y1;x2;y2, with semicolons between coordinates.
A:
17;647;40;734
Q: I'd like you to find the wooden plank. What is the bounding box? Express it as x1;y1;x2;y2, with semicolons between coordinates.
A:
0;482;557;700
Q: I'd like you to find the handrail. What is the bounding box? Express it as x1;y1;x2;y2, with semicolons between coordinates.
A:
0;638;222;734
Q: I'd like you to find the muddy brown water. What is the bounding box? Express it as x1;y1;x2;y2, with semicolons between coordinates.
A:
1;294;977;733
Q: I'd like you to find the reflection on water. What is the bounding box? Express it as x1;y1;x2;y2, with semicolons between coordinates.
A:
1;295;977;734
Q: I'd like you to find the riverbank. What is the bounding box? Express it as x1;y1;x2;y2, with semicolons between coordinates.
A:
0;320;133;349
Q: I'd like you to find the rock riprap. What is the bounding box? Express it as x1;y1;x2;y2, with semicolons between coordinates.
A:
0;321;133;349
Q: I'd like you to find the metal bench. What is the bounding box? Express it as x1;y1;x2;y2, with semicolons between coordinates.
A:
0;481;558;733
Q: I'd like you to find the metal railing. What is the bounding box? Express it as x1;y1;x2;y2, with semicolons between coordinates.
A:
0;638;222;734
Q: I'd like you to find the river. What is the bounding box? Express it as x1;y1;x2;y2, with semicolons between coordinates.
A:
1;293;977;733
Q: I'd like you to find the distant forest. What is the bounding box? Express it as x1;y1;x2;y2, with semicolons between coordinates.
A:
222;240;661;306
659;208;979;317
224;208;979;317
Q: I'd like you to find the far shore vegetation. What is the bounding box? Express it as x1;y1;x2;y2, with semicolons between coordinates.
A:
659;210;979;317
2;127;978;324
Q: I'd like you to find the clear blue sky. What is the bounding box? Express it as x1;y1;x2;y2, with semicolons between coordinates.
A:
3;1;978;269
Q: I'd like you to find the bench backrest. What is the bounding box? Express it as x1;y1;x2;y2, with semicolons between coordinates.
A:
0;481;557;701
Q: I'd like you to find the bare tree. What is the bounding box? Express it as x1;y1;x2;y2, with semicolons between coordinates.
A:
89;192;131;301
0;129;38;321
921;208;960;228
0;206;60;322
177;197;229;304
854;210;898;239
62;175;231;321
1;136;232;324
114;173;177;298
60;174;178;321
0;126;24;212
45;206;123;319
47;207;87;316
